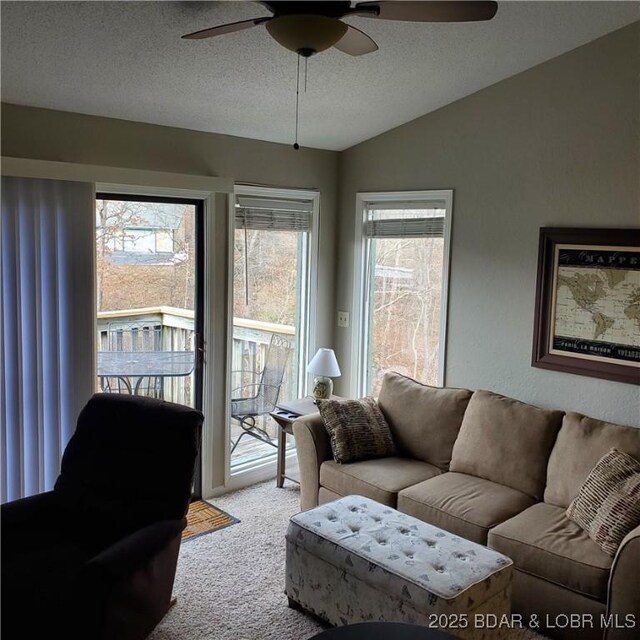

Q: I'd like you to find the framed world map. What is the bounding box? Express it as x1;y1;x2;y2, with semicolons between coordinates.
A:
532;227;640;385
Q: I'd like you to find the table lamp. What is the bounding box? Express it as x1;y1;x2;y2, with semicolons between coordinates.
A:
307;348;341;400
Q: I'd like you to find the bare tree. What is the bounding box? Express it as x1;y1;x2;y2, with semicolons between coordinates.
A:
96;200;196;313
370;236;444;393
233;229;299;326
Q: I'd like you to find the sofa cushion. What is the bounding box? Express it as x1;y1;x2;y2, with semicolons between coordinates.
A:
319;457;441;507
449;390;563;500
566;448;640;557
317;397;397;464
397;472;536;545
488;502;613;601
377;371;472;470
545;412;640;508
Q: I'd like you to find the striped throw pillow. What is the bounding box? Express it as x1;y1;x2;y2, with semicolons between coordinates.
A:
566;448;640;557
317;397;397;464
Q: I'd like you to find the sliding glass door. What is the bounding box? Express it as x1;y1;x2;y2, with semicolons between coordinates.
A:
95;194;205;495
95;194;204;409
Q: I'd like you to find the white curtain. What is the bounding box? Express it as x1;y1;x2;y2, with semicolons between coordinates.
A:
1;176;95;502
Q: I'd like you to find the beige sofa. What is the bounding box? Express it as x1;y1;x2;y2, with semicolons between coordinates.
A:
293;372;640;640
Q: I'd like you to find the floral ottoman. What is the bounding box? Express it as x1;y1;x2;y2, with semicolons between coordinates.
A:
285;495;513;640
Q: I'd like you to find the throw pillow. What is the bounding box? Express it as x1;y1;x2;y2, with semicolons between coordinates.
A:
566;448;640;557
317;397;397;464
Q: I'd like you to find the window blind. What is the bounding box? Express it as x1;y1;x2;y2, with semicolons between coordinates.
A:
1;177;95;501
364;201;446;239
235;195;313;232
365;217;445;238
365;199;447;211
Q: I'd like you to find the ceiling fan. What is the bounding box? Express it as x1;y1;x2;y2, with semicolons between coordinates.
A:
182;1;499;58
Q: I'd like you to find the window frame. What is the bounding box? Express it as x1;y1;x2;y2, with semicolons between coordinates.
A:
226;184;320;486
352;190;454;396
96;192;205;495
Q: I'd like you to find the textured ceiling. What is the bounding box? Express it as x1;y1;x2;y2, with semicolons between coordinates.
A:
1;1;638;151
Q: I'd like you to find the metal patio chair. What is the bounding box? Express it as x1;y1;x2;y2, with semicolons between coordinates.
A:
230;333;291;453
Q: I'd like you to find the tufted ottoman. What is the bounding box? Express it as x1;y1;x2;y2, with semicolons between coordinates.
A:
285;495;513;640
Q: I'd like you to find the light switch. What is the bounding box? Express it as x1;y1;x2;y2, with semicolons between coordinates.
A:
337;311;350;328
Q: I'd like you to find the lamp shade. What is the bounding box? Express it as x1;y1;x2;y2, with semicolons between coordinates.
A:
307;348;341;378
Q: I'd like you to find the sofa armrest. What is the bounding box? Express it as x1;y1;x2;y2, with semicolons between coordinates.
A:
293;413;332;511
605;523;640;640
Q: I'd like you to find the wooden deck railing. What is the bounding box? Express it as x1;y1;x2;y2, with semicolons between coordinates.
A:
97;308;297;408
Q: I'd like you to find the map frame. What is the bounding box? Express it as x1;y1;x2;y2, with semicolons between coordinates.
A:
532;227;640;385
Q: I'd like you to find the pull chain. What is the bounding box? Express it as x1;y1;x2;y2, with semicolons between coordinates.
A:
294;54;301;150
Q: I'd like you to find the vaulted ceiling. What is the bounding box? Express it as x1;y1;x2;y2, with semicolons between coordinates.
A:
1;1;638;150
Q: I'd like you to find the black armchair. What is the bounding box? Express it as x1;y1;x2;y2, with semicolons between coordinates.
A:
1;393;203;640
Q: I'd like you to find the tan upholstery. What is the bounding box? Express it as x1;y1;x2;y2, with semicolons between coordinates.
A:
511;569;606;640
293;414;333;510
450;390;563;500
377;372;472;470
545;412;640;508
606;524;640;640
488;503;612;601
397;472;536;544
320;457;441;507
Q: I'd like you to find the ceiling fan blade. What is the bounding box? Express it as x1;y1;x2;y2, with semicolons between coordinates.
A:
334;24;378;56
260;2;353;19
354;1;498;22
181;17;270;40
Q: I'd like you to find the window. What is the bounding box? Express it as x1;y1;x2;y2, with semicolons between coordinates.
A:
355;191;452;396
230;186;318;474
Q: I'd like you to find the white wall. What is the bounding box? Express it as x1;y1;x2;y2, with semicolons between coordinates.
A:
336;23;639;426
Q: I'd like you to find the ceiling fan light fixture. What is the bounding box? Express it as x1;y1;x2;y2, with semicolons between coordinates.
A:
265;14;348;57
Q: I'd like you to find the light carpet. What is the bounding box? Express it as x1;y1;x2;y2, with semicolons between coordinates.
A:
149;481;545;640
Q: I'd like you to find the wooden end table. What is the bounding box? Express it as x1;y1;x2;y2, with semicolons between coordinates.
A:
269;396;319;488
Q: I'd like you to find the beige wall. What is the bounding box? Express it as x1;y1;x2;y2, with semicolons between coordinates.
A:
1;103;340;356
336;23;639;425
3;23;639;426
